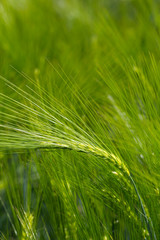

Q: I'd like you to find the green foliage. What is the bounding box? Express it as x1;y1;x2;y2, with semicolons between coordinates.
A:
0;0;160;239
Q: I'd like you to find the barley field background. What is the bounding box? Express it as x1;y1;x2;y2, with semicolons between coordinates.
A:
0;0;160;239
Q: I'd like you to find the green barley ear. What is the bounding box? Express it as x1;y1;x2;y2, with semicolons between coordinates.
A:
17;209;36;240
0;77;157;239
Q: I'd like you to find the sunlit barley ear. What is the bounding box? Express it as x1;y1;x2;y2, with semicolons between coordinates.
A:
0;76;157;239
17;209;36;240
